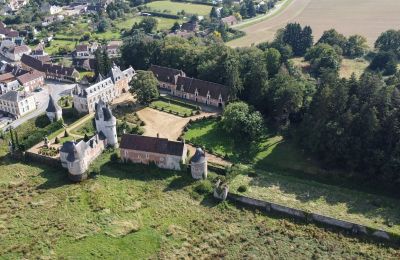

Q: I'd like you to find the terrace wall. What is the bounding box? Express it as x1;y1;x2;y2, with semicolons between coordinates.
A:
224;193;398;243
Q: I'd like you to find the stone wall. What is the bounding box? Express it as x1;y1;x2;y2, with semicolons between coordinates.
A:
224;193;398;243
25;151;61;168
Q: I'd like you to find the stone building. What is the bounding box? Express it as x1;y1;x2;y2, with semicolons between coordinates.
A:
149;65;185;90
149;65;229;108
120;134;187;171
60;99;118;181
0;64;45;93
190;147;207;179
0;90;36;118
73;64;135;113
46;95;62;122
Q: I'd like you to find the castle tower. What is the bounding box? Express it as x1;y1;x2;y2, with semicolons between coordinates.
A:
190;147;207;179
46;95;62;122
95;99;118;148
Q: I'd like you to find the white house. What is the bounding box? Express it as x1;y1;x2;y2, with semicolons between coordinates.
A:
0;90;36;118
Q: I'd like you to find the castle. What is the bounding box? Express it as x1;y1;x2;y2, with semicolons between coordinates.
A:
73;63;135;113
60;99;117;181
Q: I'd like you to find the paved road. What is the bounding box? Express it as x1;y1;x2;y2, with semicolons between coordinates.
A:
2;81;76;130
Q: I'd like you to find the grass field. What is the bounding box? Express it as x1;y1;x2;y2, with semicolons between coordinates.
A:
71;118;96;137
45;40;78;56
228;0;400;47
291;57;369;79
150;100;195;116
114;15;181;31
1;152;399;258
144;0;212;16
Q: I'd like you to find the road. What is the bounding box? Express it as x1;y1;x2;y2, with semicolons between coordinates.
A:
2;81;76;130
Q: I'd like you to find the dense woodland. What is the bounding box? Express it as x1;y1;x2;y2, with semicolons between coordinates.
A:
121;24;400;188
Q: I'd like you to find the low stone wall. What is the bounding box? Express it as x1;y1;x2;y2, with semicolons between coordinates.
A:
225;193;398;243
25;151;61;168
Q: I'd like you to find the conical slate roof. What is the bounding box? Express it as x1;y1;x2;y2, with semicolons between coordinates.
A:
46;95;61;112
191;148;205;163
95;99;113;121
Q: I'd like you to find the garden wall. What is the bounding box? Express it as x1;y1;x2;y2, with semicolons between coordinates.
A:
25;151;61;168
225;193;397;243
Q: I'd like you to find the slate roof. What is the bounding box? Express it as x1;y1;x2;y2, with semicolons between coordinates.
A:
190;148;206;163
95;99;113;121
181;21;199;32
76;44;88;52
11;45;30;55
46;95;61;112
120;134;185;157
176;76;229;101
0;90;19;102
149;65;185;85
21;54;78;78
0;72;15;82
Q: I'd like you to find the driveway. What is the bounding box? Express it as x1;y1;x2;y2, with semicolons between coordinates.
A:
3;81;76;130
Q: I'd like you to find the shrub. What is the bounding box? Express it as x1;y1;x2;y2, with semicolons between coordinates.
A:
54;137;60;144
237;185;248;193
64;130;69;137
194;181;213;195
196;110;201;115
140;121;146;126
110;153;120;162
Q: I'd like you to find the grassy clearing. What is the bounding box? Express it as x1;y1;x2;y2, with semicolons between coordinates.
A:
150;100;195;117
144;0;212;16
0;152;399;258
291;57;369;79
45;40;77;56
229;166;400;235
184;118;318;174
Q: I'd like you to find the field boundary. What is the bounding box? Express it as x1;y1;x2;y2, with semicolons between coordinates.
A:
223;192;399;243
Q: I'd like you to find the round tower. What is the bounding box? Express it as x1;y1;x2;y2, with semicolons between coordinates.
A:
46;95;62;122
95;99;118;148
190;148;207;179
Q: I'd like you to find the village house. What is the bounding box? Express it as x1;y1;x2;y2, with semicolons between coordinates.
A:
21;54;80;82
31;43;50;61
120;134;187;171
0;64;45;93
73;63;135;113
41;2;62;15
73;42;98;59
0;90;36;118
0;22;19;41
6;0;29;11
181;20;200;32
106;41;122;57
60;99;118;181
221;15;239;26
0;43;31;61
150;65;229;108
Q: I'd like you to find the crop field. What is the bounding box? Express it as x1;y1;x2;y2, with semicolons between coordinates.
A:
145;0;212;16
1;152;400;258
228;0;400;47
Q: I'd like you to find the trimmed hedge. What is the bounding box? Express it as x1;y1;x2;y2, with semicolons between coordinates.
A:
159;96;200;110
144;12;180;19
171;0;215;6
19;120;64;150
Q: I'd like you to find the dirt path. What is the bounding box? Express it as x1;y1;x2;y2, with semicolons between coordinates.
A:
228;0;400;47
137;107;232;166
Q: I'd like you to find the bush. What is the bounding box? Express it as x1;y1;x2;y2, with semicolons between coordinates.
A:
237;185;248;193
110;153;120;162
140;121;146;126
54;137;60;144
64;130;69;138
194;181;213;195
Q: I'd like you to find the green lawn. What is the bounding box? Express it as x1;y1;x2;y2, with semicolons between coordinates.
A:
150;100;195;116
0;152;398;258
145;0;212;16
45;40;78;56
114;15;181;31
71;118;96;137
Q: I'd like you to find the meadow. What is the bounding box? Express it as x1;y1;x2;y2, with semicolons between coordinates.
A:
144;0;212;16
184;118;400;235
0;152;399;258
228;0;400;47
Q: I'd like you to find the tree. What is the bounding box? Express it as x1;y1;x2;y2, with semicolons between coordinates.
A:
221;101;264;144
281;23;311;56
300;26;313;54
305;43;342;76
265;48;282;76
369;51;398;76
97;19;109;33
344;35;368;58
129;70;159;104
375;29;400;57
317;29;347;52
171;21;180;32
210;6;219;19
247;0;256;18
139;17;158;33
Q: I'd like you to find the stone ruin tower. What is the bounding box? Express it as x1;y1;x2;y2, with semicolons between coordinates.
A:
190;147;207;179
46;95;62;122
95;99;118;148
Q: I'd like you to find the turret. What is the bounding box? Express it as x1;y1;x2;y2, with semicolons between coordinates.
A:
46;95;62;122
190;147;207;179
94;99;118;148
